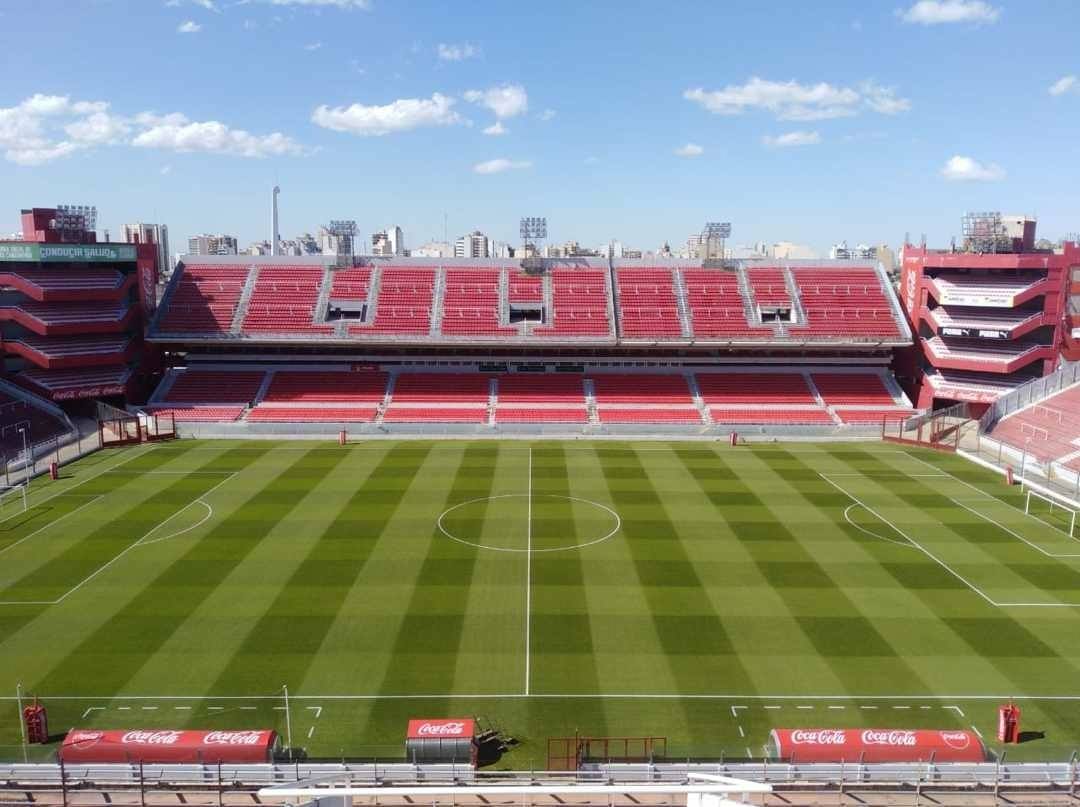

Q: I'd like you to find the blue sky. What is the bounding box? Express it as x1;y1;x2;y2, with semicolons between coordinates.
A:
1;0;1078;255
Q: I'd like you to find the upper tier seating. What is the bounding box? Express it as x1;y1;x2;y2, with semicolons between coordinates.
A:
682;269;771;339
791;268;901;338
616;267;683;339
441;268;517;337
242;267;333;334
329;268;371;299
811;373;896;406
989;384;1080;464
497;374;585;404
534;268;611;337
262;370;388;403
696;372;815;405
159;264;249;333
352;267;435;334
746;267;791;308
589;374;693;404
509;271;543;302
391;373;490;403
164;369;266;403
0;268;126;300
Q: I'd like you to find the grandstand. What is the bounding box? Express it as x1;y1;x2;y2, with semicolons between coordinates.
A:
144;255;916;431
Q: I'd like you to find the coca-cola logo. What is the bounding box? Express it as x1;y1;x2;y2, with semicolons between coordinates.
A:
790;729;846;745
203;731;263;746
940;731;971;750
70;731;104;744
861;730;916;746
417;722;467;737
121;730;182;745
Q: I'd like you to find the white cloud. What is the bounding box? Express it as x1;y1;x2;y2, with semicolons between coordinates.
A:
160;164;173;175
674;142;704;157
473;158;531;175
464;84;528;119
1049;75;1077;96
762;130;822;148
312;93;463;136
538;108;556;121
583;156;599;165
941;154;1005;181
255;0;370;7
437;42;478;61
177;20;202;33
304;41;323;50
684;77;909;121
898;1;1000;24
483;121;507;136
0;93;308;164
192;0;220;11
132;116;303;157
64;111;131;145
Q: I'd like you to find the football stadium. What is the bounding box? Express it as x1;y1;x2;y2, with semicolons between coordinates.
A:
1;198;1080;806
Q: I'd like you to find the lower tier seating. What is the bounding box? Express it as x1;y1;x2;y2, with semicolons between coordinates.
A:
590;374;693;404
496;407;588;423
164;370;266;404
263;370;388;403
246;406;377;422
597;407;703;423
832;408;916;425
709;407;834;425
811;372;896;405
696;372;814;405
382;407;488;423
146;406;245;422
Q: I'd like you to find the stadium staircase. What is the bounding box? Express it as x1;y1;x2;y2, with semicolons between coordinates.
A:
486;377;498;426
875;264;912;341
686;373;711;424
735;267;759;327
782;268;807;332
364;266;382;328
497;269;510;330
148;369;181;404
583;379;600;424
230;266;260;333
253;371;275;406
314;267;334;324
673;269;693;338
803;372;827;408
430;268;447;336
878;371;910;405
541;272;554;331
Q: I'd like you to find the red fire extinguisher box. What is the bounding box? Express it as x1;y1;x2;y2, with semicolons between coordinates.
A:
23;702;48;744
997;703;1021;744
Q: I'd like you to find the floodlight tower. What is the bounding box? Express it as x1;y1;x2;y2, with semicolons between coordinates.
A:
327;220;358;265
519;216;547;270
702;221;731;265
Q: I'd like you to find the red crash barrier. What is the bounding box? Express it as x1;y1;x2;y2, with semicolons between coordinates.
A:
768;728;987;763
59;729;278;764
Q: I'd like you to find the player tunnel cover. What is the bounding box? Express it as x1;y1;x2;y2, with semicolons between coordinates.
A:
405;718;477;765
768;728;987;763
59;729;279;764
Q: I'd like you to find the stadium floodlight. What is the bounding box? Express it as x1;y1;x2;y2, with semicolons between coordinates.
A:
54;204;97;233
520;217;547;242
328;220;358;236
703;222;731;239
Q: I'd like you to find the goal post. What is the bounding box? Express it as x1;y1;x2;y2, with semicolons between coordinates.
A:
0;483;29;516
1024;488;1078;538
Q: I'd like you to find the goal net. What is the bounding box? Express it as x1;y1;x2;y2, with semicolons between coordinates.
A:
0;483;28;516
1024;489;1078;538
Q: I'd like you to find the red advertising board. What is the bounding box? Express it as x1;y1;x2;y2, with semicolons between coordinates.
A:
406;718;475;739
59;729;277;764
768;728;986;763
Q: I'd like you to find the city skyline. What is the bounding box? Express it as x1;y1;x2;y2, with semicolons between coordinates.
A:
2;1;1079;254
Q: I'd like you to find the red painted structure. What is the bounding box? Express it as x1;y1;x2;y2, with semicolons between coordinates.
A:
898;235;1079;413
0;207;159;406
59;729;278;764
768;728;987;763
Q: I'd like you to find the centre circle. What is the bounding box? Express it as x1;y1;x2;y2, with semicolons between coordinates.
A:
437;494;621;553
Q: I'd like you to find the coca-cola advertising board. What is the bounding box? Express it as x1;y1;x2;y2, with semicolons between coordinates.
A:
768;728;986;763
406;719;475;739
60;729;278;764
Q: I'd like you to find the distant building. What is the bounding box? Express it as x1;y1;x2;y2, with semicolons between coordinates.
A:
297;232;321;255
829;241;878;261
372;225;405;257
771;241;817;260
491;241;514;258
320;227;355;258
413;241;453;258
455;230;490;258
120;223;171;276
246;240;272;256
187;233;238;256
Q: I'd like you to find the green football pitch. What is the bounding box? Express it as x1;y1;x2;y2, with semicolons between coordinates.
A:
1;439;1079;764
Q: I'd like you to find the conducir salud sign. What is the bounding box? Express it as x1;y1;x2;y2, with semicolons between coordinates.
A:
0;243;137;262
